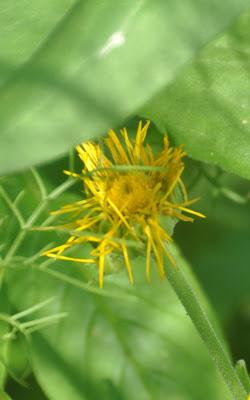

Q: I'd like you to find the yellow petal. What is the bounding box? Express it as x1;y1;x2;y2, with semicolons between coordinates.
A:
121;241;134;284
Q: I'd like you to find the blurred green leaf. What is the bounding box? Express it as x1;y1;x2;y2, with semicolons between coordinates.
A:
5;256;231;400
6;374;48;400
175;168;250;321
0;1;250;173
0;1;74;70
5;333;30;380
0;387;13;400
142;9;250;179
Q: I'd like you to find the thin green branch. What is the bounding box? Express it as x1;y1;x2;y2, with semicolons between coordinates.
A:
21;313;67;329
0;176;77;290
30;167;47;200
25;321;62;335
3;177;76;262
24;178;76;228
1;306;67;344
12;297;56;320
4;231;26;263
0;185;25;228
48;178;76;200
13;190;25;206
0;313;27;337
43;214;57;226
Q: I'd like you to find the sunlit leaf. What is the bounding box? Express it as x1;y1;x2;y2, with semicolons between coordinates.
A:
0;1;249;173
142;9;250;179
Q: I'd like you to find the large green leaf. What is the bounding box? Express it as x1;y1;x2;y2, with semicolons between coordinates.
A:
142;9;250;179
5;256;231;400
0;1;74;69
0;1;250;173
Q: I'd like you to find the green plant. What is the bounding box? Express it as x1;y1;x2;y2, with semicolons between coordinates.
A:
1;2;250;399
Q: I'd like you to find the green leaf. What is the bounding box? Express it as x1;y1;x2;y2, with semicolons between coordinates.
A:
5;375;49;400
0;1;250;173
175;168;250;321
142;9;250;179
0;387;13;400
5;256;232;400
0;1;74;69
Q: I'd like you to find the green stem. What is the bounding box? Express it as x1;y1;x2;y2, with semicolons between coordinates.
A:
164;245;247;400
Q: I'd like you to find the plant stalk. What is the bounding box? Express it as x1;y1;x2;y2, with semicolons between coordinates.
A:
164;245;247;400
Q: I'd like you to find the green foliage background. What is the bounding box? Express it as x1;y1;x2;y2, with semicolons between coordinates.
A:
0;1;250;399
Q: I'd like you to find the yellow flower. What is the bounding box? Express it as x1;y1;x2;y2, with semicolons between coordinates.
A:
43;121;205;287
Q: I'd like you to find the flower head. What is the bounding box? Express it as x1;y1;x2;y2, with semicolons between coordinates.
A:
43;121;204;287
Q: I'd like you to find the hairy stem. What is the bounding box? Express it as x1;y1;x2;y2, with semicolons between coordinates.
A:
165;244;247;400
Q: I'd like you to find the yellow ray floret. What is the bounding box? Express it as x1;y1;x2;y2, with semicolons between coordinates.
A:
43;121;205;287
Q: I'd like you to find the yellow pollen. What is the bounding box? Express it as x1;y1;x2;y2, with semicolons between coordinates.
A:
107;174;154;215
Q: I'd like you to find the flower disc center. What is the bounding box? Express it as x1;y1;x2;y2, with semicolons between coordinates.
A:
107;174;153;215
